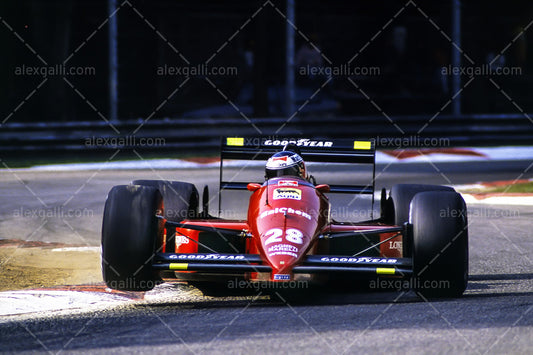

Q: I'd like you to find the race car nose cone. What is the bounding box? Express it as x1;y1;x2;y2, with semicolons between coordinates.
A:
264;242;300;273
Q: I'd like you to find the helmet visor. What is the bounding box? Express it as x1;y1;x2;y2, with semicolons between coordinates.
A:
265;165;302;179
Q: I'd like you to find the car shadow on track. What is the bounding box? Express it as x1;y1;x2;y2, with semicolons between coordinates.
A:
464;273;533;299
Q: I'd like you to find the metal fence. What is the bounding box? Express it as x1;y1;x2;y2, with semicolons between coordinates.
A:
1;114;531;154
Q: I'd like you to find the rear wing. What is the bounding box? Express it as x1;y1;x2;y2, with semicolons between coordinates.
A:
219;137;376;207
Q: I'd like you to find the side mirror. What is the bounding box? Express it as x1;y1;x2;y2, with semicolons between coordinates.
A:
247;183;262;192
315;184;330;193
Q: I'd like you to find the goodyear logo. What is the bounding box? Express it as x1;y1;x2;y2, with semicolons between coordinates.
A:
264;139;333;147
319;257;398;264
273;188;301;200
170;254;246;260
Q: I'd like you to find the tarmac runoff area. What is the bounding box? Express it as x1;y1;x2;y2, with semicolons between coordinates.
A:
25;146;533;171
0;146;532;318
24;145;533;206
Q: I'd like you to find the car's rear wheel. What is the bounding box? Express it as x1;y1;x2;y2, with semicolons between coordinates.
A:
385;184;455;257
101;185;163;291
133;180;199;253
410;191;468;298
132;180;198;222
387;184;455;225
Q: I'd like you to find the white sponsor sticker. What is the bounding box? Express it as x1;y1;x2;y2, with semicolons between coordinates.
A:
273;188;301;200
175;235;189;247
389;241;402;250
278;180;298;187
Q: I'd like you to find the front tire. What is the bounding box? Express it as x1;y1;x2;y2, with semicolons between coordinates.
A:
410;191;468;298
101;185;163;291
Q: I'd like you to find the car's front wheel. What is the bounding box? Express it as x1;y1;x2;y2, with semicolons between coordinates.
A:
101;185;163;291
410;191;468;298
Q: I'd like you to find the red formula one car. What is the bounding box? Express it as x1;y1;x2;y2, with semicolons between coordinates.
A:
102;137;468;298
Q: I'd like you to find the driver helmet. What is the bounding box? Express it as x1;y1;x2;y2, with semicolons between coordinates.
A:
265;150;306;180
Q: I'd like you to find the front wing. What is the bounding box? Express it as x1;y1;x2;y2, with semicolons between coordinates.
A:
159;219;411;279
152;252;413;278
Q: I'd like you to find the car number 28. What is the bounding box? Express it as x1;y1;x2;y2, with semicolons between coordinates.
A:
263;228;303;245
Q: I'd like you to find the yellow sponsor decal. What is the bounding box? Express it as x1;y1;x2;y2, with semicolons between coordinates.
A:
227;137;244;146
353;141;372;150
169;263;189;270
376;267;396;275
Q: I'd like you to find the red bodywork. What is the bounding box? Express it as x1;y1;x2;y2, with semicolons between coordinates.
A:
173;176;402;283
247;177;327;279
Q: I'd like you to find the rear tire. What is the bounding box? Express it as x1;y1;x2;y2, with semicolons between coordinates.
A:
385;184;455;257
410;191;468;298
132;180;198;222
101;185;163;291
132;180;199;254
387;184;455;225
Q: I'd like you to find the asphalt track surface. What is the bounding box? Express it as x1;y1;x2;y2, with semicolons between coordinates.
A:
0;160;532;354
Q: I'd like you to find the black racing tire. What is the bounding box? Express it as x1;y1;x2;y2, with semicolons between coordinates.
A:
410;191;469;298
102;185;163;291
387;184;455;225
132;180;198;222
385;184;456;257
